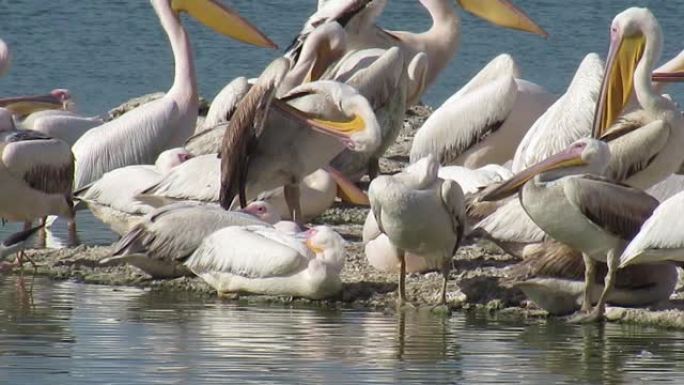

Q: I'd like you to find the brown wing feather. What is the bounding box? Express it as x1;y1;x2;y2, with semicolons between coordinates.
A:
565;175;659;240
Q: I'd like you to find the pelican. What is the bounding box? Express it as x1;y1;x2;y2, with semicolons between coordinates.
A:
503;240;677;315
219;66;381;222
0;224;44;272
71;0;276;188
368;154;465;308
438;164;513;195
592;8;684;190
76;148;193;235
185;225;345;299
193;76;251;135
410;54;555;168
0;107;75;231
103;202;269;279
0;89;71;118
302;0;547;104
619;191;684;267
22;110;104;146
481;138;659;322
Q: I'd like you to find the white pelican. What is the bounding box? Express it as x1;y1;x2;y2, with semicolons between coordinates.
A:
22;110;104;146
619;190;684;268
481;138;659;322
0;89;71;118
71;0;276;188
503;240;677;315
76;147;193;235
220;68;381;222
185;225;345;299
0;224;44;272
0;107;75;230
193;76;251;135
410;54;555;168
592;8;684;190
302;0;547;104
103;202;269;278
438;164;513;195
511;53;604;172
368;154;465;308
0;38;10;77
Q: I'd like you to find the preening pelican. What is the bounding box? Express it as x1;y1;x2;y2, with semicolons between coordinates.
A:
592;8;684;190
0;107;75;229
310;0;547;105
368;154;465;308
72;0;276;188
103;202;268;278
619;191;684;267
502;240;677;315
481;138;659;322
76;148;193;235
512;53;604;172
185;225;345;299
410;54;555;168
220;69;380;222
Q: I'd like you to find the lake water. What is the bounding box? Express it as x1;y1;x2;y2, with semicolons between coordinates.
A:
1;275;684;385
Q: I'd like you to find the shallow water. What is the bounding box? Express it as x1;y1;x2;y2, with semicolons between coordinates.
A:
0;275;683;384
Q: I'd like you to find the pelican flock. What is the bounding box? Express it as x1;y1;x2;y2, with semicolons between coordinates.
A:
3;0;684;326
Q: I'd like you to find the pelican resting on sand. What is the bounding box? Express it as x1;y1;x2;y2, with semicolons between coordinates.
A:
185;225;345;299
368;154;465;309
76;148;193;235
481;138;659;322
72;0;276;188
503;240;677;315
102;202;269;278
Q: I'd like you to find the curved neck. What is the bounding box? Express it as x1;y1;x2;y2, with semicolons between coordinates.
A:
154;0;198;105
416;0;460;87
634;28;664;115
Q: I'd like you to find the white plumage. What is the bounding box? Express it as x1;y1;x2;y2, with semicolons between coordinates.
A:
185;225;345;299
22;110;103;146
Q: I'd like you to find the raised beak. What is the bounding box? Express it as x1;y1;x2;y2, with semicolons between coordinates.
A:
272;98;365;149
171;0;277;49
591;30;646;138
324;166;370;206
457;0;548;38
480;145;587;201
651;71;684;83
0;92;65;117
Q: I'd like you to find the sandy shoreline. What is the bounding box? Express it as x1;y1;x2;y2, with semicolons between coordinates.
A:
15;104;684;330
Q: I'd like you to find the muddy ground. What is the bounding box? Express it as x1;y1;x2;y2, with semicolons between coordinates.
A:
17;104;684;330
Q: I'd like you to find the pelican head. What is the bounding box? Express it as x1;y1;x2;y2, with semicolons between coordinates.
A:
239;201;282;225
0;38;11;78
155;147;194;173
300;22;347;83
457;0;548;38
155;0;277;48
305;226;346;272
481;138;610;201
0;89;72;118
277;81;382;153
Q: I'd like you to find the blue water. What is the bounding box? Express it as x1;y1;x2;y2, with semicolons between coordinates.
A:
1;1;682;116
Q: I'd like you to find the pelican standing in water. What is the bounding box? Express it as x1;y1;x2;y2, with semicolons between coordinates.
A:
410;54;555;167
368;154;465;309
481;138;659;322
592;8;684;190
72;0;276;188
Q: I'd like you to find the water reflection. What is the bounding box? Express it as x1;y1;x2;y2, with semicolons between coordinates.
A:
0;276;684;384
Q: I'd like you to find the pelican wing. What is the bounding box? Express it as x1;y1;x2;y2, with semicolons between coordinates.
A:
78;165;160;214
72;96;180;189
185;226;310;279
440;179;466;249
475;197;546;243
1;130;73;195
201;77;251;131
111;202;267;263
604;118;668;183
409;74;517;165
503;240;585;284
621;191;684;264
565;175;659;240
139;154;219;204
344;47;403;110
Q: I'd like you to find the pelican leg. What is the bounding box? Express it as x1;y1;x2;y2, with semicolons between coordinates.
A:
284;183;303;225
431;259;452;315
580;253;596;313
67;218;78;246
368;156;380;181
396;249;414;309
585;249;620;322
16;250;37;272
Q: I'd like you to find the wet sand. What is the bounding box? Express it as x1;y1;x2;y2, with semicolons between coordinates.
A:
18;104;684;330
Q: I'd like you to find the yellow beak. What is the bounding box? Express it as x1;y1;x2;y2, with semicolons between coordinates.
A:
305;238;324;255
171;0;277;49
457;0;548;38
0;93;66;118
324;166;370;206
592;31;646;138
